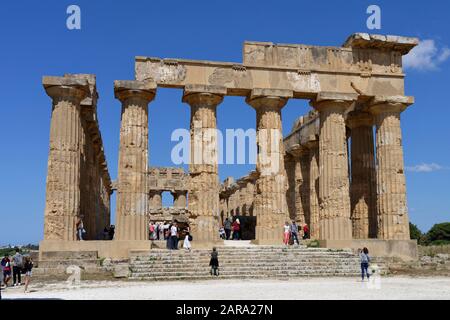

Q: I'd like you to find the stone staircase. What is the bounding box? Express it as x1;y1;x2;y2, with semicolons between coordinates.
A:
129;245;388;281
33;251;102;275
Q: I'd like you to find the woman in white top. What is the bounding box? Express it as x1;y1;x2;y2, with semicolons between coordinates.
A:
183;232;192;251
283;222;291;245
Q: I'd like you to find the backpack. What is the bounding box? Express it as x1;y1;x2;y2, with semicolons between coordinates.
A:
14;254;23;268
188;235;193;242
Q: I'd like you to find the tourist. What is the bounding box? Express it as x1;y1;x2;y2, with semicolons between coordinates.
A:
170;222;179;250
103;226;109;240
359;247;371;281
1;254;11;287
23;256;33;293
149;222;155;240
232;218;240;240
163;221;170;240
183;231;192;251
76;215;85;241
209;247;219;276
303;223;310;240
290;221;300;245
219;226;226;239
108;225;115;240
223;218;232;240
156;222;160;240
283;222;291;245
12;248;23;286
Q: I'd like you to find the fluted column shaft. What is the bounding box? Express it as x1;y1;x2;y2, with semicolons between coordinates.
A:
313;94;355;240
307;141;320;239
114;80;155;241
183;87;224;242
43;78;89;240
370;100;411;240
247;89;291;243
348;113;377;239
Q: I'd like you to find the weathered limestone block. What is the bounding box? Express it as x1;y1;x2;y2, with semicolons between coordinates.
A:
246;89;292;243
183;85;225;242
369;96;414;240
348;112;377;239
114;80;156;240
43;76;90;241
172;191;187;208
312;92;357;240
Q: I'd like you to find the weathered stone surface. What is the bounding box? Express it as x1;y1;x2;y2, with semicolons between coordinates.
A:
348;112;377;239
114;80;156;240
43;74;111;241
369;97;413;240
183;88;224;242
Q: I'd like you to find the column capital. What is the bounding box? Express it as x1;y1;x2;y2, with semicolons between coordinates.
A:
286;144;308;159
305;140;319;150
114;80;156;103
310;92;358;112
43;76;90;102
246;88;293;110
347;111;373;129
368;95;414;115
182;84;226;106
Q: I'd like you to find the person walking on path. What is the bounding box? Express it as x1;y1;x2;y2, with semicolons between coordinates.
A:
23;256;33;293
223;218;232;240
290;221;300;245
359;247;371;281
209;247;219;276
76;215;85;241
283;222;291;245
1;254;11;287
183;231;192;251
12;248;23;286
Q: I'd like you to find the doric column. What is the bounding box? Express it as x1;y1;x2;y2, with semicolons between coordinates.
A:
306;141;319;239
311;92;357;240
172;191;187;208
287;145;309;225
348;112;377;239
246;89;292;243
114;80;156;241
369;96;414;240
42;76;90;241
182;85;226;242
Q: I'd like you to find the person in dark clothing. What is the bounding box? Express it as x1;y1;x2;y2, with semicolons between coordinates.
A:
223;218;232;240
108;225;115;240
209;247;219;276
23;256;33;293
12;248;23;286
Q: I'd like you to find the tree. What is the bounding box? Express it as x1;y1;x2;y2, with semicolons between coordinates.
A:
425;223;450;245
409;222;422;241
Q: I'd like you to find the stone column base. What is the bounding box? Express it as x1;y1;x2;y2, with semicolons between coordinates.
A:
318;239;418;261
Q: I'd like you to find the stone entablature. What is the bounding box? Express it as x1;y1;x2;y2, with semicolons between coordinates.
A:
147;167;188;192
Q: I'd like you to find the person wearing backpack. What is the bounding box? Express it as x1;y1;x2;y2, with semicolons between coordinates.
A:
12;248;23;286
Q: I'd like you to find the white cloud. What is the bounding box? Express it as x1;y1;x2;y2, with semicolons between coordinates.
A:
403;39;450;71
405;163;444;173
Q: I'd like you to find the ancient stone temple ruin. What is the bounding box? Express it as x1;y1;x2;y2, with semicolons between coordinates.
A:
40;33;419;259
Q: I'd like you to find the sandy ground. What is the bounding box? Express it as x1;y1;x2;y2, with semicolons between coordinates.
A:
2;276;450;300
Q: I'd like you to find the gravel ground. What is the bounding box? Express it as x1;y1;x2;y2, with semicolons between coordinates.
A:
2;276;450;300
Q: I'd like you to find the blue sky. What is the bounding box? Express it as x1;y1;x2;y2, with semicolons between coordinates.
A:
0;0;449;245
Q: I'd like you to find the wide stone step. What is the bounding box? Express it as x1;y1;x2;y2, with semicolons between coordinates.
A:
129;272;361;281
38;259;100;268
41;251;98;260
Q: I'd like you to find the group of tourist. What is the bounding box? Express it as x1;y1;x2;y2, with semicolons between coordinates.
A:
148;220;192;251
75;215;115;241
220;217;241;240
283;221;310;246
1;248;33;293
